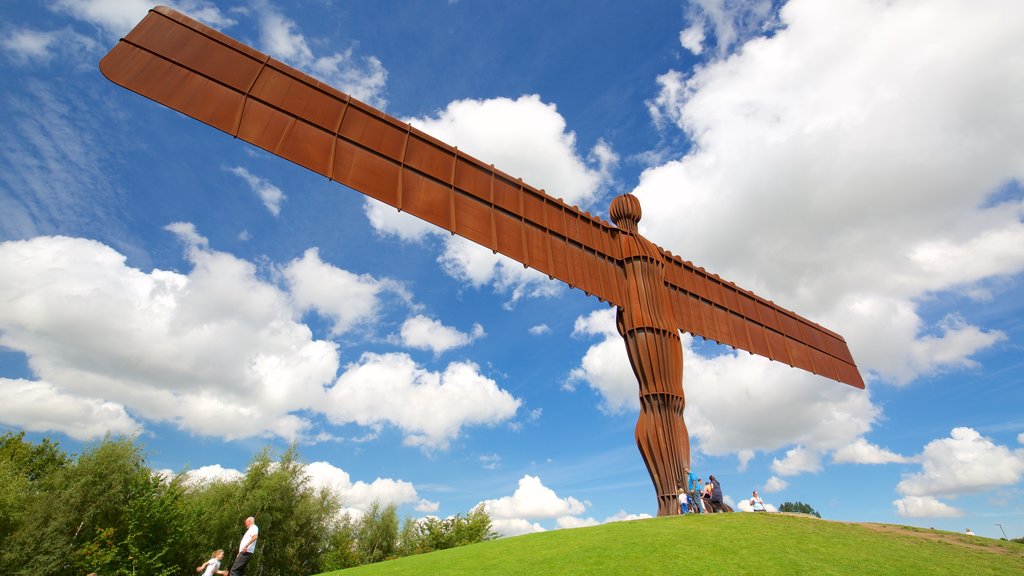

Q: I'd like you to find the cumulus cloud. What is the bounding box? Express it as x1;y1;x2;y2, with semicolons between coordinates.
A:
0;378;139;440
832;438;910;465
326;352;521;450
893;496;963;519
283;247;410;335
603;510;653;523
564;309;635;413
305;461;427;515
479;475;588;536
896;427;1024;498
179;464;245;485
397;315;485;355
50;0;233;38
528;324;551;336
678;0;776;57
250;0;387;107
639;0;1024;390
1;27;100;66
771;446;822;477
762;476;788;493
0;234;339;441
226;166;286;216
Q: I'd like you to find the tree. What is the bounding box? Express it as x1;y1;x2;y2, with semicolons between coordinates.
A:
356;501;400;564
778;501;822;518
222;445;342;576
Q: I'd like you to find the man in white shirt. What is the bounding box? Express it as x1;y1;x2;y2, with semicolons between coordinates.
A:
229;516;259;576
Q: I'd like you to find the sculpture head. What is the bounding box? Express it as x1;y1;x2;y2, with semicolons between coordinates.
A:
609;193;642;233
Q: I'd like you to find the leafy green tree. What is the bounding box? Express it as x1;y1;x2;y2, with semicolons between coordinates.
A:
321;513;361;570
778;501;822;518
222;445;341;576
357;501;400;564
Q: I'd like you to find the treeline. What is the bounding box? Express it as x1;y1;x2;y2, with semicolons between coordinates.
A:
0;432;496;575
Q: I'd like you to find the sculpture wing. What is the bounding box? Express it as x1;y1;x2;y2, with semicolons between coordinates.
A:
100;6;864;389
99;6;627;306
661;253;865;388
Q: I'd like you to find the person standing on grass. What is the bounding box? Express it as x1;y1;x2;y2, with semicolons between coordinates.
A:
685;467;702;513
709;475;724;513
229;516;259;576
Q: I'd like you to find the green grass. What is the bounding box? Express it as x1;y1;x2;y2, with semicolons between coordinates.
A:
317;513;1024;575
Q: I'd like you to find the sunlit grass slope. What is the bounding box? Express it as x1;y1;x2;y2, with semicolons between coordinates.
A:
319;513;1023;575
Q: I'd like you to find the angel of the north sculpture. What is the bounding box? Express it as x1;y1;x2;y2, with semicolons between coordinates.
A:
100;6;864;516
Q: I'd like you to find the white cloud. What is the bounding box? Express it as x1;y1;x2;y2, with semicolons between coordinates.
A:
679;24;706;55
771;446;822;477
179;464;245;485
832;438;910;465
528;324;550;336
305;461;423;515
397;315;484;355
1018;432;1024;445
0;234;339;441
681;0;775;57
556;516;599;529
1;27;100;66
490;518;545;537
603;510;653;523
893;496;963;519
0;378;139;440
480;475;587;536
50;0;234;38
326;352;521;450
639;0;1024;389
226;166;286;217
283;247;409;335
564;309;636;413
762;476;787;493
479;454;501;470
896;427;1024;498
251;0;387;108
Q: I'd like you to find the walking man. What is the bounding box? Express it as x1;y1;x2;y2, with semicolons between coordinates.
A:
229;516;259;576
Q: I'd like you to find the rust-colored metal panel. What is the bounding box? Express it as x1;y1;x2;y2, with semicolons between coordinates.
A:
809;347;840;382
765;328;792;366
454;192;492;248
338;106;406;162
332;138;400;206
401;171;452;231
727;313;752;354
746;322;772;359
404;136;454;183
454;157;489;201
493;211;525;263
786;337;815;374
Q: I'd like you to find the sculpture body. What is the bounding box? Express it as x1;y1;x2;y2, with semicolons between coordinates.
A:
99;6;865;516
611;194;688;517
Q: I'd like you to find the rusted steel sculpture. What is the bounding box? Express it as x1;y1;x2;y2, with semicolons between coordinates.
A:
100;6;865;516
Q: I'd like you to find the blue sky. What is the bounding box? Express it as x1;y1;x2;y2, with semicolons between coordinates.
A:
2;0;1023;540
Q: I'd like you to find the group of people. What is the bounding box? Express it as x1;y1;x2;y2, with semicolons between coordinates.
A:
676;468;729;514
676;468;768;514
196;516;260;576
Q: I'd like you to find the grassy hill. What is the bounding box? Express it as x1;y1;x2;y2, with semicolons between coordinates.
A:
318;513;1023;575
